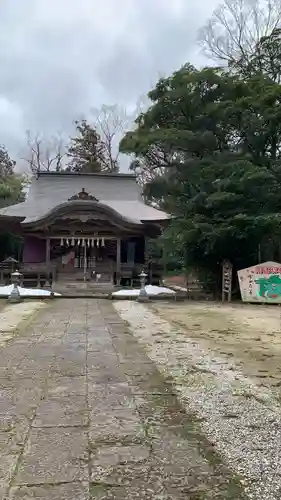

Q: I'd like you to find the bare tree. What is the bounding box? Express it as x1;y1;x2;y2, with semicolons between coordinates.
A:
198;0;281;66
90;104;130;172
91;100;149;172
22;131;66;174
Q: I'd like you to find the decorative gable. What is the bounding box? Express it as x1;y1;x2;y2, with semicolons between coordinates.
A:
68;188;99;202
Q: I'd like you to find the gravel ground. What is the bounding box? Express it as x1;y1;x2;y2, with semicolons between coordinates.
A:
114;300;281;500
0;300;46;346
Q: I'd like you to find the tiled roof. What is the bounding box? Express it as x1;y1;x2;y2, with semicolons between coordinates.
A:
0;172;169;225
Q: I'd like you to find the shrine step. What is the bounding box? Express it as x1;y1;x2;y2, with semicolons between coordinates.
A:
52;280;115;296
56;273;113;284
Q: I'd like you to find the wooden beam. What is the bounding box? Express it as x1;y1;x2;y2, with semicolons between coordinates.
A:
41;234;121;240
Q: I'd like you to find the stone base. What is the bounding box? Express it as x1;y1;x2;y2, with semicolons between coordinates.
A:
137;295;150;303
52;281;115;296
8;295;22;304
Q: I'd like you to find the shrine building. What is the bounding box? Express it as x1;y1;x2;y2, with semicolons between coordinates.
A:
0;172;168;291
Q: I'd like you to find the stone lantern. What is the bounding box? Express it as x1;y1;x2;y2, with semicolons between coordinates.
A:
138;270;149;302
9;270;22;303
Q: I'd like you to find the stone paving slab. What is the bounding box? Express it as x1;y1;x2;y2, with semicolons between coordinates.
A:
15;427;88;485
9;482;89;499
0;299;246;500
88;382;135;412
32;395;89;428
89;484;178;499
89;408;144;445
46;375;87;397
0;415;30;452
0;455;18;491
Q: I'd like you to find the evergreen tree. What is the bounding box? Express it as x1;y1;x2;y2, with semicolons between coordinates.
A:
67;119;116;173
0;146;25;260
120;64;281;290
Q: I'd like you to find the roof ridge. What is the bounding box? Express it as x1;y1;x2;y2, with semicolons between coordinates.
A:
35;171;136;179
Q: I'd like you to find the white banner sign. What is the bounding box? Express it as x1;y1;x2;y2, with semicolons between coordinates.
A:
238;261;281;303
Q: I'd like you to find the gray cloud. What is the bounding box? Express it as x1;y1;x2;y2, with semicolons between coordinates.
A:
0;0;218;168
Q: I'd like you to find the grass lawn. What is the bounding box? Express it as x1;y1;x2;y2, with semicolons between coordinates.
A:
151;301;281;397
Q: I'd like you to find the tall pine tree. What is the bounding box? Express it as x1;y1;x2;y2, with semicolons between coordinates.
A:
67;119;119;173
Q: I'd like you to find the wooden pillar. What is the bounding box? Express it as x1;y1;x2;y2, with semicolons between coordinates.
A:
144;237;153;285
45;237;51;287
83;241;87;282
46;237;50;264
116;237;121;286
144;237;149;272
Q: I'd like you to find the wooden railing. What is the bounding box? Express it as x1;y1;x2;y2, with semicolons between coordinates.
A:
0;263;57;289
0;260;163;289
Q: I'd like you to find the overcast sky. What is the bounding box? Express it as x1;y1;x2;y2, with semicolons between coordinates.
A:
0;0;218;170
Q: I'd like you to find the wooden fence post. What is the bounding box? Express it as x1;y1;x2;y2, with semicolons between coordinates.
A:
222;260;233;303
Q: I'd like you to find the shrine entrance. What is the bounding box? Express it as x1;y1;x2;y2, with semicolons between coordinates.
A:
73;238;114;270
53;236;119;283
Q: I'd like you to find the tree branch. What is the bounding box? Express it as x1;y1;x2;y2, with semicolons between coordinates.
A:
22;131;66;173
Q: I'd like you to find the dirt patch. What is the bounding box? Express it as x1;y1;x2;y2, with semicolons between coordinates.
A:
151;301;281;396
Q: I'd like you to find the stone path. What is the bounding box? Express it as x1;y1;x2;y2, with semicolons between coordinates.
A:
0;299;245;499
